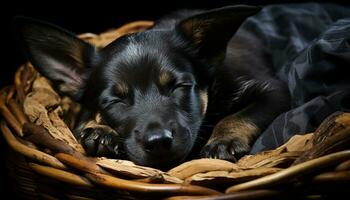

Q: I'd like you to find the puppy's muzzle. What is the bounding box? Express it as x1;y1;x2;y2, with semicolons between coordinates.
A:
143;129;173;153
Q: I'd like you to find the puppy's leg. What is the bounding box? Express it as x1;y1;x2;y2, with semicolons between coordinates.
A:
75;113;120;157
201;114;259;162
201;82;290;162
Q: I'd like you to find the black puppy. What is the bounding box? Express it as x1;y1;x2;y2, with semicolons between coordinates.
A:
14;5;290;168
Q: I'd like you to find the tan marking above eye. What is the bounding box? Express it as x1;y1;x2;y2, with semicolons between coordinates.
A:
159;71;173;87
114;82;129;96
199;89;208;116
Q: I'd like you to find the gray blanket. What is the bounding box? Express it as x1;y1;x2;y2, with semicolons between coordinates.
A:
247;3;350;153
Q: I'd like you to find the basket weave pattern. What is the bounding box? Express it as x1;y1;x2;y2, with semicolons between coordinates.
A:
1;21;350;200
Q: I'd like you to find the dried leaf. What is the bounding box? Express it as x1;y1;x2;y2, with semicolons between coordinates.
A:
23;76;85;153
168;159;238;180
278;133;313;152
237;133;313;169
97;158;183;184
313;112;350;145
185;167;281;185
237;148;286;169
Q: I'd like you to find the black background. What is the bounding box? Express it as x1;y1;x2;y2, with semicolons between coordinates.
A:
1;0;349;197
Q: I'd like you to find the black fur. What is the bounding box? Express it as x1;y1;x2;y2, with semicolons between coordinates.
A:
14;5;290;169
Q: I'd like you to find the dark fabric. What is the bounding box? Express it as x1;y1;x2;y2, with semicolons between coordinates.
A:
246;3;350;153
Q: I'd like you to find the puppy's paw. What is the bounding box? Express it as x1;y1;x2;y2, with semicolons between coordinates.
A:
79;126;120;157
200;138;250;162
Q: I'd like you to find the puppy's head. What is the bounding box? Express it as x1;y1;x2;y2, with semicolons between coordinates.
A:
14;5;260;168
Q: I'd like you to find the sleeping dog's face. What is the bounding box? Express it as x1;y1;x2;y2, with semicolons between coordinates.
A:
94;32;205;166
14;5;259;167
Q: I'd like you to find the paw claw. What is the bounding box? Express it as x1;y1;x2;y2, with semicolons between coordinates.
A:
230;147;235;155
79;127;120;157
200;138;250;162
113;145;119;154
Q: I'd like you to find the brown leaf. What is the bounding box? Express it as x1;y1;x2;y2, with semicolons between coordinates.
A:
168;159;238;180
23;76;85;154
96;158;183;184
185;167;281;186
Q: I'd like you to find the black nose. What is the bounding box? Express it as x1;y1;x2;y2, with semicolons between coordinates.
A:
143;129;173;153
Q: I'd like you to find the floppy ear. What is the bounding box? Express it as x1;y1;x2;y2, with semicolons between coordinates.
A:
13;17;97;100
177;5;261;64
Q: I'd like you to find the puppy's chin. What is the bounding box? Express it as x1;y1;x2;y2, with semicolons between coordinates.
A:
128;152;187;170
125;144;192;169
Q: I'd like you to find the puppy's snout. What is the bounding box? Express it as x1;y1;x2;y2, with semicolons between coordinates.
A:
143;129;173;153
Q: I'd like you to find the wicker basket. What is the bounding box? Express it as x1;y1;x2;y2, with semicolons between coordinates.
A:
1;21;350;200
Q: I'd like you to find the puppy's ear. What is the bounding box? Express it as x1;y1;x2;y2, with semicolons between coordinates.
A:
13;17;97;100
177;5;261;64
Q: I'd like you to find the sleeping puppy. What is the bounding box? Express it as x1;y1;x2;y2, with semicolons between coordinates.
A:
14;5;290;168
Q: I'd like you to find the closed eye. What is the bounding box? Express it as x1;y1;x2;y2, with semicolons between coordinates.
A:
111;98;125;104
172;82;194;92
101;97;126;110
